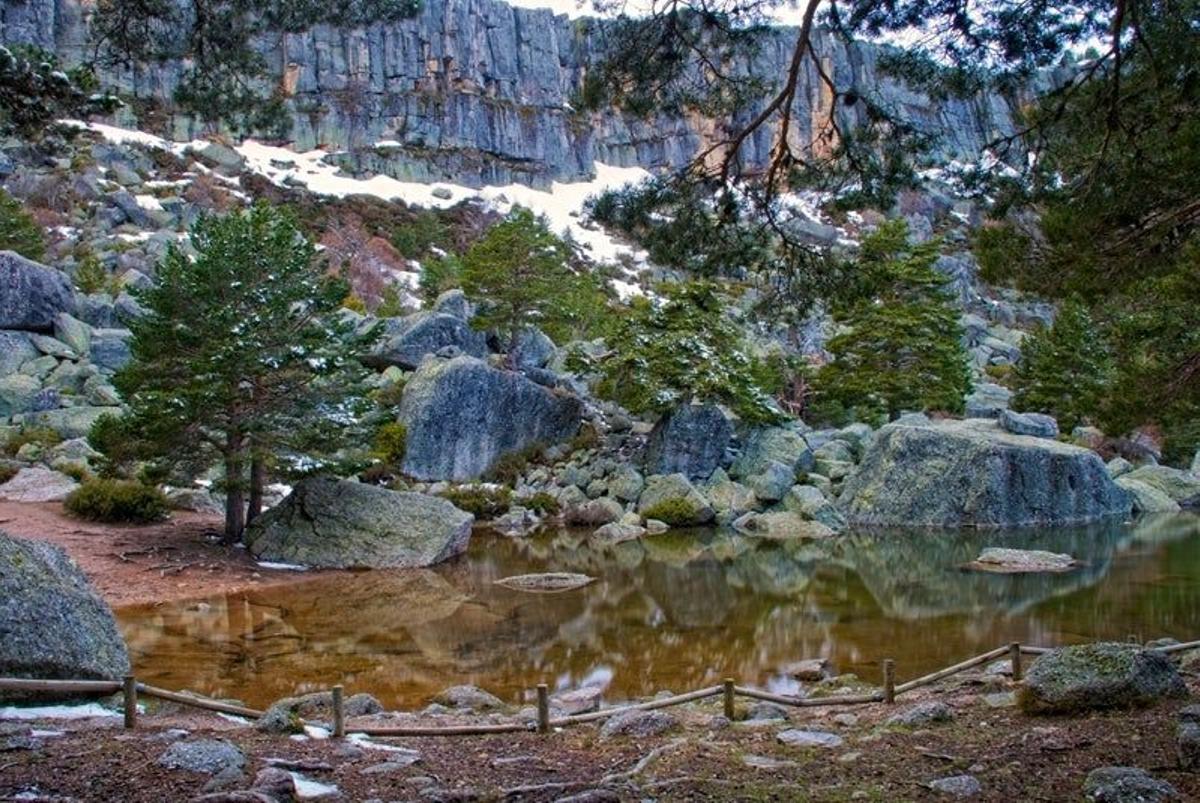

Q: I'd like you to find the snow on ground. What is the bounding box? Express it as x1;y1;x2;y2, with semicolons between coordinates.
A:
0;703;119;720
255;561;309;571
287;772;339;799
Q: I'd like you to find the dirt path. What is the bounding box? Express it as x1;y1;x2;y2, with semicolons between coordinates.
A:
0;501;345;607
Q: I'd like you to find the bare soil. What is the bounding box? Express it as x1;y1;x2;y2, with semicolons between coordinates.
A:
0;501;346;607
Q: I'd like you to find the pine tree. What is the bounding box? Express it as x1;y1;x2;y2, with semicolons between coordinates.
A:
460;207;586;367
111;204;377;542
0;188;45;261
813;221;971;425
1012;299;1112;431
590;280;784;425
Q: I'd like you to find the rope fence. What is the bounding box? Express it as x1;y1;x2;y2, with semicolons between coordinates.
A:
3;637;1198;738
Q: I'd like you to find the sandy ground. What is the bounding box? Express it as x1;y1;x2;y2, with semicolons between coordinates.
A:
0;501;347;607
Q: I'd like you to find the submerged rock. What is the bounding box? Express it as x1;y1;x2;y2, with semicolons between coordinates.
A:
398;356;583;481
244;478;473;568
966;547;1078;574
0;532;129;696
494;572;595;592
839;419;1131;528
1018;643;1187;714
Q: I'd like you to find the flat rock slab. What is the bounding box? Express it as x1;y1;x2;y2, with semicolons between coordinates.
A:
0;467;78;503
494;572;595;592
776;729;844;748
965;547;1079;574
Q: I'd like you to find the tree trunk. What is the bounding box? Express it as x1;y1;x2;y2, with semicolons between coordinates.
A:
247;453;266;525
506;325;520;371
223;436;246;545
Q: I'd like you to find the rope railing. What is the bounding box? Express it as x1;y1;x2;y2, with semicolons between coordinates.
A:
2;637;1196;737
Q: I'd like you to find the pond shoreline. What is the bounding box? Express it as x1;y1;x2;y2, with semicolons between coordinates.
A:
0;501;349;608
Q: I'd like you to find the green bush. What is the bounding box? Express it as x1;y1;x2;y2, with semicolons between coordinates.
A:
74;253;109;294
641;498;699;527
1012;299;1112;431
440;485;512;519
64;479;169;523
419;254;463;302
373;377;407;408
485;443;545;486
57;462;91;482
392;209;448;259
3;427;62;457
86;413;140;478
372;422;407;467
0;189;45;261
517;491;560;516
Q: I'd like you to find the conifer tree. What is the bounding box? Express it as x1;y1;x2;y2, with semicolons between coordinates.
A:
111;204;377;542
1012;299;1112;431
813;221;971;425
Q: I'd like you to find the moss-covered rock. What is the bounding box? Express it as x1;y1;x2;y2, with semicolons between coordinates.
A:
1018;643;1188;714
637;473;713;526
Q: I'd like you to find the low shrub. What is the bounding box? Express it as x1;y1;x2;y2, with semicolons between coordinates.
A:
372;422;408;467
3;426;62;457
56;461;91;482
373;377;407;408
569;426;600;454
64;479;169;523
485;443;545;486
0;464;18;485
517;491;560;517
640;498;699;527
440;485;512;519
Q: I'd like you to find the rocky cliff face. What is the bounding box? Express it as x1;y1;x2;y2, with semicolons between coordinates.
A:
2;0;1019;186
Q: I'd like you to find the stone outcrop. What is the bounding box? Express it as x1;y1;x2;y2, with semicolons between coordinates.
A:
839;419;1131;528
365;312;488;370
1120;465;1200;507
642;403;731;480
244;477;474;568
0;531;130;696
1018;643;1187;714
398;356;583;481
0;252;75;332
1;0;1029;187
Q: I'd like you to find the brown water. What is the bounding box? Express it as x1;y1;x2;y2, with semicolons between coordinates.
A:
116;513;1200;710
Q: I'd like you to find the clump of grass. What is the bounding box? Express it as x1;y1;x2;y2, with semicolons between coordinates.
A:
440;485;512;518
64;478;169;523
640;498;699;527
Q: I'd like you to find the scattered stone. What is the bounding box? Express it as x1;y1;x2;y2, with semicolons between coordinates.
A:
1177;704;1200;770
982;692;1016;708
840;419;1131;528
0;251;76;332
158;739;245;775
999;409;1059;439
491;506;541;537
0;467;79;502
598;709;677;739
832;713;858;727
928;774;982;798
434;685;505;711
744;702;789;722
1019;643;1188;714
776;729;843;748
564;496;623;526
1083;767;1179;802
494;573;594;593
361;759;421;775
642;403;732;480
245;477;473;569
966;547;1078;574
257;691;383;734
886;701;954;727
782;484;846;531
551;686;603;715
0;532;129;697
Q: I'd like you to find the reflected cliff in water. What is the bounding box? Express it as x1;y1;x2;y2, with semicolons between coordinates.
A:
116;513;1200;710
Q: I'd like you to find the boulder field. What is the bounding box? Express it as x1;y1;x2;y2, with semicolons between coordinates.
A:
0;531;129;697
838;418;1131;528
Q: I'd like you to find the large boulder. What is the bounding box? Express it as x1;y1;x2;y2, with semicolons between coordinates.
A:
244;477;474;568
1120;465;1200;507
398;356;583;481
0;252;75;332
1116;477;1181;514
1018;643;1188;714
636;473;714;525
0;531;130;696
643;403;732;480
0;330;38;375
839;419;1131;528
365;312;487;370
0;467;79;502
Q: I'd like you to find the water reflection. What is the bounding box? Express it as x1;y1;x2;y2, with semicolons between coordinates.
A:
117;513;1200;709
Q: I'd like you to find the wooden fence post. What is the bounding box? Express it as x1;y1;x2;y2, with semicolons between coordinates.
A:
723;678;735;720
331;685;345;738
882;659;895;704
1009;642;1023;681
123;675;137;729
536;684;550;734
